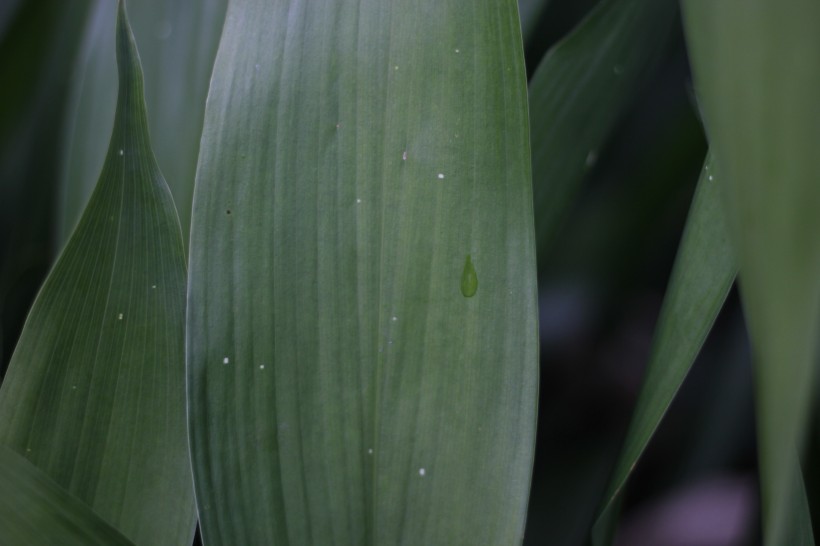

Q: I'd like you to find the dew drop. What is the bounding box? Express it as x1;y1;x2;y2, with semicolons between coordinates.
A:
460;254;478;298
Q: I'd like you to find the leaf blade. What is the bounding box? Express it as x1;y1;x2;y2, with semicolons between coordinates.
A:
188;1;538;544
591;156;737;544
528;0;677;259
0;446;135;546
682;3;820;543
0;3;195;544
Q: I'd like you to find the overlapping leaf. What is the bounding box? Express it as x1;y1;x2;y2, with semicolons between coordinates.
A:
682;2;820;543
528;0;676;261
591;156;737;544
0;446;134;546
0;3;194;544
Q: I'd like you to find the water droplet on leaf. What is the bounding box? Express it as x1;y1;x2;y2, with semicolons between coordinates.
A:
460;254;477;298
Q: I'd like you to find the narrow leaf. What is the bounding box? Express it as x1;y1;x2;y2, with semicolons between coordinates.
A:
188;1;538;544
591;156;737;545
528;0;677;259
682;3;820;543
57;0;226;247
0;3;194;544
0;446;134;546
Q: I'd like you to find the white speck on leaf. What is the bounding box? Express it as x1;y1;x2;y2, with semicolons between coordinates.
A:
418;468;426;477
117;313;123;320
368;448;373;455
223;357;230;365
402;151;408;161
151;285;156;289
455;48;460;53
356;198;362;204
392;316;397;322
437;173;445;179
259;365;265;370
118;149;124;156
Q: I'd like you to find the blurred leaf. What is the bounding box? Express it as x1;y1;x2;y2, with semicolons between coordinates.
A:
528;0;676;263
57;0;226;248
0;446;134;546
785;459;816;546
0;4;194;544
591;156;736;545
0;0;92;372
682;3;820;543
187;0;538;544
518;0;551;46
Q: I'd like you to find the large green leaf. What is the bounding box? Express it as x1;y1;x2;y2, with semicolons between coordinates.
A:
57;0;226;247
187;0;538;544
591;156;737;545
0;446;134;546
682;3;820;544
528;0;676;261
0;3;194;544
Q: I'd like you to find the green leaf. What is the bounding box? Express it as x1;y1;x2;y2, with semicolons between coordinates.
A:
528;0;677;260
57;0;226;248
0;446;134;546
591;156;737;545
682;3;820;544
187;1;538;544
0;3;194;544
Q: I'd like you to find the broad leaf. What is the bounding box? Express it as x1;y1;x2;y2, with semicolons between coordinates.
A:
0;3;194;544
591;156;737;544
57;0;226;247
187;0;538;544
682;3;820;543
528;0;676;261
0;446;134;546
